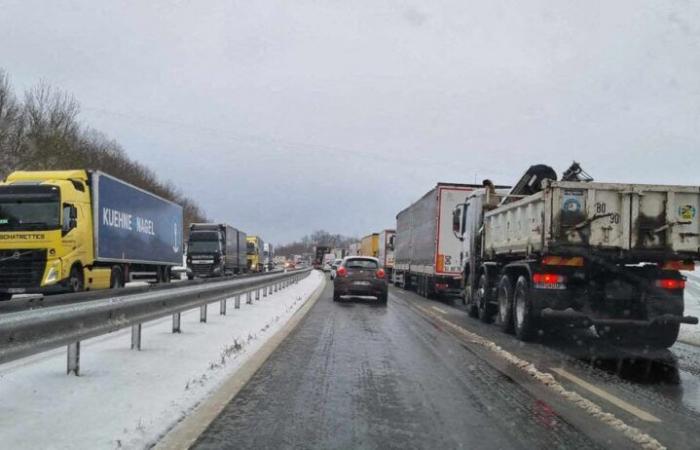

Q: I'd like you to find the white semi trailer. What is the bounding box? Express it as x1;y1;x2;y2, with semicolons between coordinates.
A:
454;164;699;348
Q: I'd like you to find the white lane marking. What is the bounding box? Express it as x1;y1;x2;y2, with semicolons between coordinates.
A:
550;367;661;423
431;306;448;314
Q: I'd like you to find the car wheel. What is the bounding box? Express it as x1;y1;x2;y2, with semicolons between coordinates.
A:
497;275;514;334
0;293;12;301
333;291;340;302
379;293;388;305
513;275;538;342
477;274;494;323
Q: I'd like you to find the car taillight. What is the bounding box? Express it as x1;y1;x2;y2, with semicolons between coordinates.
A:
337;266;347;277
532;273;566;290
376;268;385;279
656;279;685;290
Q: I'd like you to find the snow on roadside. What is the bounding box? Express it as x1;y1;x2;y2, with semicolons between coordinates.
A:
679;268;700;346
0;270;324;450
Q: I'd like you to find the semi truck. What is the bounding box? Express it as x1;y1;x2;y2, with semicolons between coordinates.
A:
377;229;396;278
263;242;274;271
0;170;183;300
246;235;265;272
394;183;482;297
360;233;379;257
313;245;331;269
453;164;699;348
186;223;247;278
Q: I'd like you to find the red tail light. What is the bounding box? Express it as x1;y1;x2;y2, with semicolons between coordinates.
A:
656;279;685;290
336;266;347;277
532;273;566;290
376;268;386;279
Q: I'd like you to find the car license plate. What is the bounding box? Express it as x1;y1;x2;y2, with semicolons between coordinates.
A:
353;281;370;286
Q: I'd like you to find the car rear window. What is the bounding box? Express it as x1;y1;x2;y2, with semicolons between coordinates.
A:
344;259;378;269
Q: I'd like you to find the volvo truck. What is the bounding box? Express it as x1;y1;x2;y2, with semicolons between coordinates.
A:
454;164;699;348
246;235;264;272
0;170;183;300
187;223;247;278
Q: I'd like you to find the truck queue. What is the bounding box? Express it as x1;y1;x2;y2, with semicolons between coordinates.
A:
0;170;274;301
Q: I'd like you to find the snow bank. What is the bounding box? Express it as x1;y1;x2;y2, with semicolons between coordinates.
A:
0;271;324;450
679;269;700;346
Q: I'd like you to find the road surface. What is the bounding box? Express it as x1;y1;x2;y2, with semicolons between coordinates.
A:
193;279;610;450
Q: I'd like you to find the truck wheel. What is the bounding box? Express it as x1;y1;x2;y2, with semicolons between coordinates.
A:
646;323;680;348
110;266;124;289
465;274;478;318
477;274;494;323
513;275;537;341
68;266;84;293
497;275;514;334
0;293;12;302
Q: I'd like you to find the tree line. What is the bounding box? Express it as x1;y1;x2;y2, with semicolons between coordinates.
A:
0;69;207;226
276;230;358;257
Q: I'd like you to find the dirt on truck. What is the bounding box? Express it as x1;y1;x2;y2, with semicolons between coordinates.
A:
454;163;699;348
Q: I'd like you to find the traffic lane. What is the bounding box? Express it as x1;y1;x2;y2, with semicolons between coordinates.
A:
390;286;700;448
193;279;601;450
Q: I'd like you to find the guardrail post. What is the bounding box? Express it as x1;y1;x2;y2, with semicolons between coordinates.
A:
246;291;252;304
274;283;278;293
200;304;207;323
172;313;181;333
268;285;272;295
263;286;267;297
235;294;241;309
255;289;260;301
67;342;80;376
131;324;142;350
220;298;227;315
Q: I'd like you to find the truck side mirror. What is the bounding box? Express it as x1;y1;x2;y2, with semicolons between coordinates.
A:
62;204;77;235
452;205;464;240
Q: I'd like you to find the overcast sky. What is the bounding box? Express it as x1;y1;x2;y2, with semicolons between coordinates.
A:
1;0;699;244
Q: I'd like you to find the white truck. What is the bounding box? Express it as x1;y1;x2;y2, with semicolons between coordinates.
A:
453;164;699;348
395;183;481;297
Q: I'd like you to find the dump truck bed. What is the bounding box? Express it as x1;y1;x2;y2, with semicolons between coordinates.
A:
484;180;700;261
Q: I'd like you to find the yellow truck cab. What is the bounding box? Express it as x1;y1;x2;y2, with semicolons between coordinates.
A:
246;235;264;272
0;170;183;300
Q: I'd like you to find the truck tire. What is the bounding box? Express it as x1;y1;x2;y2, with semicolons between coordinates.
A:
68;265;84;293
477;274;494;323
0;293;12;302
110;266;124;289
465;273;478;318
513;275;538;341
647;323;680;348
497;275;514;334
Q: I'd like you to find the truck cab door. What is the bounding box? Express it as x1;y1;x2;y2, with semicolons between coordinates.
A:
61;204;85;262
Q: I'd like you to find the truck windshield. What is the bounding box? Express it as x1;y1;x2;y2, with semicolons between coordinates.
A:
188;240;220;253
0;187;61;231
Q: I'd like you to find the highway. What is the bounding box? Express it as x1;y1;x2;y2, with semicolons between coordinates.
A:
192;276;700;449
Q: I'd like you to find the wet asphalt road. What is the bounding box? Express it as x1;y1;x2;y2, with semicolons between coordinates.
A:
193;278;602;450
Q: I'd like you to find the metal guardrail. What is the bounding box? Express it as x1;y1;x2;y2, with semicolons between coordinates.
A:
0;268;312;375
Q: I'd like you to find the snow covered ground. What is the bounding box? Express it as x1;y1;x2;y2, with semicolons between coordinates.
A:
0;270;324;450
679;268;700;346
